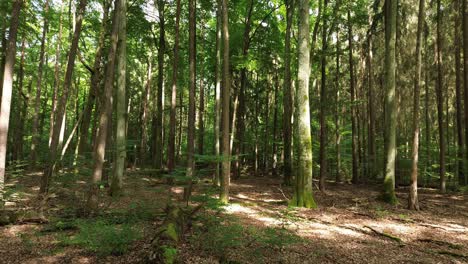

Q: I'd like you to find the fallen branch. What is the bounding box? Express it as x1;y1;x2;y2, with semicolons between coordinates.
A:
364;225;403;244
436;250;467;259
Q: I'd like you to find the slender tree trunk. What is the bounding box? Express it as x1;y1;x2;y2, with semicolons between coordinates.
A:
435;0;446;193
462;0;468;186
184;0;196;201
290;0;317;208
79;0;110;154
382;0;398;204
335;29;342;183
168;0;181;173
50;1;64;147
86;0;119;211
0;0;22;202
213;0;222;186
197;25;205;157
367;36;376;179
272;71;279;177
319;0;328;191
12;38;26;161
154;0;165;171
408;0;424;210
31;0;50;167
110;0;127;196
455;0;465;185
140;58;152;163
220;0;231;204
347;10;359;184
283;0;294;185
233;0;254;179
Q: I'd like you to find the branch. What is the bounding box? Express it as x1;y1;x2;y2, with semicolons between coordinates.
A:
249;4;284;43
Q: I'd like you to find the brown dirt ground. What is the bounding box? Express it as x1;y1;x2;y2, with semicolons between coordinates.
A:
1;172;467;264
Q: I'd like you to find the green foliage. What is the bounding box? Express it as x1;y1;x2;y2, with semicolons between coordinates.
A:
58;219;142;256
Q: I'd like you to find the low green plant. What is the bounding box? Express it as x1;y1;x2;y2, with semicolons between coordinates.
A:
58;219;142;256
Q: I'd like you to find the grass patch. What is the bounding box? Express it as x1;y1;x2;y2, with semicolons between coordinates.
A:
57;219;142;256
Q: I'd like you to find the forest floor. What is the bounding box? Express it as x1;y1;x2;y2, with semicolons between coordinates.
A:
0;169;467;264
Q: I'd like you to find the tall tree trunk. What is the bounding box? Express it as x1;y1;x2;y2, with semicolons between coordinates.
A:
168;0;181;173
348;10;359;184
382;0;398;204
12;38;26;161
140;58;152;163
30;0;50;167
154;0;166;171
197;25;205;157
335;29;342;183
290;0;317;208
213;0;222;186
220;0;230;204
319;0;328;191
455;0;465;185
79;0;110;154
86;0;119;211
184;0;196;201
0;0;22;202
50;1;64;148
110;0;127;196
408;0;424;210
272;71;279;177
435;0;446;193
367;36;376;179
462;0;468;186
283;0;294;185
233;0;254;180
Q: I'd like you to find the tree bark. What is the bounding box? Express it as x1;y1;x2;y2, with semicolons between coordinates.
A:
0;0;22;202
86;0;119;211
12;38;26;161
154;0;166;171
455;0;465;186
220;0;230;204
435;0;446;193
319;0;328;191
290;0;317;208
408;0;424;210
140;58;152;164
168;0;181;173
184;0;196;201
110;0;127;196
335;28;342;183
213;0;222;186
462;0;468;186
347;10;359;184
283;0;294;185
382;0;398;204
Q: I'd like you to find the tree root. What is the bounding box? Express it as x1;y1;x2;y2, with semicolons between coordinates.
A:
364;225;403;244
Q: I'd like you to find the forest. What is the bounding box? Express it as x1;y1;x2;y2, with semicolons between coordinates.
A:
0;0;467;262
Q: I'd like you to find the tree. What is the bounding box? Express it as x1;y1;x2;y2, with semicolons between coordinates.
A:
382;0;398;204
219;0;230;204
110;0;127;196
87;0;120;211
168;0;181;173
319;0;329;191
0;0;23;202
463;0;468;186
435;0;446;193
348;10;359;184
213;0;222;186
184;0;196;201
289;0;317;208
408;0;425;210
282;0;294;186
154;0;165;170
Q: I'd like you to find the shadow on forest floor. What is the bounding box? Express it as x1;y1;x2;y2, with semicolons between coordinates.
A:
0;170;467;263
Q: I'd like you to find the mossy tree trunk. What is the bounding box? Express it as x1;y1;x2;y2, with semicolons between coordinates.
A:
290;0;317;208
